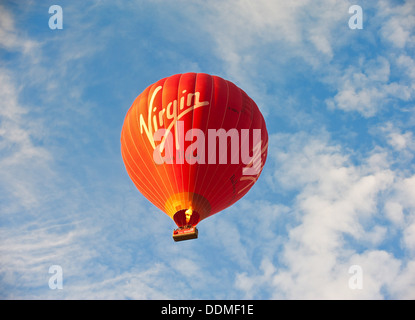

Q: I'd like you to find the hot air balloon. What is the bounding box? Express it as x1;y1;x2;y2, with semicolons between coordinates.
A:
120;73;268;241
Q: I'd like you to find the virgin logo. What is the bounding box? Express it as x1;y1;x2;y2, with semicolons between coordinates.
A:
139;86;209;149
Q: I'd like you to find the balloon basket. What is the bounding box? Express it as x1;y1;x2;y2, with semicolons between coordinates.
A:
173;226;198;242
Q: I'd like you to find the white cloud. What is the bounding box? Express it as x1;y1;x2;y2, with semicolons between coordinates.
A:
389;175;415;255
379;0;415;49
0;5;38;54
388;260;415;299
380;122;415;152
326;55;415;117
199;0;415;119
0;219;96;297
396;55;415;81
346;250;402;299
235;258;276;299
194;0;352;115
235;131;415;299
205;0;348;61
384;201;404;226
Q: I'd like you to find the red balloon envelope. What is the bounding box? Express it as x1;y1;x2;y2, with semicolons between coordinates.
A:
120;73;268;237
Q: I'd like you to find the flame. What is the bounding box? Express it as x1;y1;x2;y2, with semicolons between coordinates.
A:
185;206;193;224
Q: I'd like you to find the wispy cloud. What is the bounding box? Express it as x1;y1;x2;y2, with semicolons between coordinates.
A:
0;25;52;210
326;55;414;117
0;5;38;54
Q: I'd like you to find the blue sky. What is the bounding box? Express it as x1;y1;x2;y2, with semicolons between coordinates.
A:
1;0;414;299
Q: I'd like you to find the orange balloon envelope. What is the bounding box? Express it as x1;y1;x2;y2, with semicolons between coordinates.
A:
120;73;268;237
